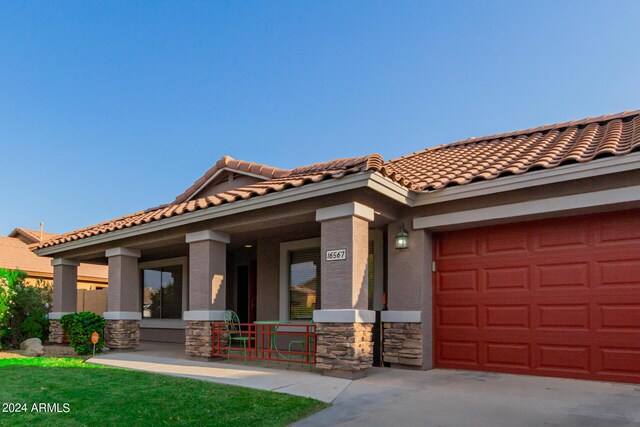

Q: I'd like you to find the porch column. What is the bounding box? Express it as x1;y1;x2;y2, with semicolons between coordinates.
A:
314;202;375;379
49;258;79;343
104;247;142;349
382;222;432;370
184;230;229;358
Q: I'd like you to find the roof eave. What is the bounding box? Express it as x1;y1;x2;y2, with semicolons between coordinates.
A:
35;171;411;257
414;151;640;206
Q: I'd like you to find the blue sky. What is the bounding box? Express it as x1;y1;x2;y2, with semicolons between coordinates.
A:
1;1;639;236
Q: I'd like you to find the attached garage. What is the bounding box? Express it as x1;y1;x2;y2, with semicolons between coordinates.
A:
434;209;640;383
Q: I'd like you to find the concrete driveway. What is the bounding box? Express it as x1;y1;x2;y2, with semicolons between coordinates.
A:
295;368;640;427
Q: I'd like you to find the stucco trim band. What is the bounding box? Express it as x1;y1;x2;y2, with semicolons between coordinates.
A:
185;230;231;244
48;311;75;320
315;202;375;222
413;185;640;230
51;258;79;267
381;310;421;323
105;247;141;258
313;309;376;323
103;311;143;320
183;310;227;321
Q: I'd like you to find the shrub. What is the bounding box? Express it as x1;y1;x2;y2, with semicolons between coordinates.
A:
60;312;106;355
0;269;51;349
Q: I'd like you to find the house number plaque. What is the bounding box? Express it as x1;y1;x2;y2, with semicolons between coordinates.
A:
326;249;347;261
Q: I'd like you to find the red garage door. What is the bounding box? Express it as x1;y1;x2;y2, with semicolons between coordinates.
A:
434;210;640;383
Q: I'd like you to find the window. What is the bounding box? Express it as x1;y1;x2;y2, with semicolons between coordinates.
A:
289;248;321;320
141;265;183;319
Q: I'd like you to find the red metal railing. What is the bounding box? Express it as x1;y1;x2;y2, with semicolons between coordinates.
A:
211;322;316;366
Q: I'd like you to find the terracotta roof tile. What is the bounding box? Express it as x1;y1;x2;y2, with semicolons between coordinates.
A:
384;109;640;191
173;156;290;204
37;109;640;250
37;154;392;249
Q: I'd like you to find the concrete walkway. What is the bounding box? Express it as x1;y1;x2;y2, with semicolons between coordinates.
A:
295;368;640;427
86;351;350;403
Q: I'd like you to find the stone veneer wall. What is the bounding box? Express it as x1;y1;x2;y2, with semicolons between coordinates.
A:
382;322;423;367
105;320;140;349
49;320;64;344
185;321;213;358
316;323;374;373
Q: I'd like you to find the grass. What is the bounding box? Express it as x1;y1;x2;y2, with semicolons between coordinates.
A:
0;358;328;427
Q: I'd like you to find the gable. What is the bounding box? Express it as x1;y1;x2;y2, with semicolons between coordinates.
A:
190;170;263;200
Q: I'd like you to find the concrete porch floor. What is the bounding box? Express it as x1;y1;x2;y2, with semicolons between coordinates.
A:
87;341;350;403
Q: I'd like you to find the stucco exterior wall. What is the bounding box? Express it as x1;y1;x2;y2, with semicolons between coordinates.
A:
256;237;280;320
320;216;370;310
107;254;140;312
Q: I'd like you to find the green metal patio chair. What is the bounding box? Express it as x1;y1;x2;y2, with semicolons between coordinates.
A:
287;323;315;371
224;310;253;362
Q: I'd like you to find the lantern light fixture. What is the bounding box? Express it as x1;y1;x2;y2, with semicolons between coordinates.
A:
395;223;409;250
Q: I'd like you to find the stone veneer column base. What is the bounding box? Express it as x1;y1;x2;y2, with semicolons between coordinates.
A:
185;321;213;358
383;322;423;367
105;320;140;349
316;322;374;379
49;320;64;344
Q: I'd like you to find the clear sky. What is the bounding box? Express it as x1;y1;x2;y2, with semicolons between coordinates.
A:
1;1;639;236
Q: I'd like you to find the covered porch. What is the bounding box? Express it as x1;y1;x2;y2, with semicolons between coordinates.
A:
44;194;423;378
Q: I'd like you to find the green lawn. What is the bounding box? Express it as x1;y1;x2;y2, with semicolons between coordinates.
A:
0;358;328;427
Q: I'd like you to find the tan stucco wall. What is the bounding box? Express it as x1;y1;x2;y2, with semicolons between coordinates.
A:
320;215;370;310
77;289;107;314
53;263;77;313
107;254;140;312
188;239;226;311
256;237;280;320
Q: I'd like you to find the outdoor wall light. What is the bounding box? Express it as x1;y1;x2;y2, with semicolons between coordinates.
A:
395;223;409;250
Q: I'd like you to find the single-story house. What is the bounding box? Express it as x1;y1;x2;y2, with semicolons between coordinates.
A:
35;109;639;382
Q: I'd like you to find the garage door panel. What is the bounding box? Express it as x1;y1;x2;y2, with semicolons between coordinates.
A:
485;266;530;291
437;270;478;293
537;345;591;374
596;304;640;331
598;348;640;380
438;341;479;366
484;227;529;254
534;263;590;290
596;259;640;288
485;343;531;369
434;210;640;383
534;222;590;250
485;305;530;329
535;304;590;331
437;305;479;328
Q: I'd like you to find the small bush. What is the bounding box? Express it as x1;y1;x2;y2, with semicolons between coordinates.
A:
60;312;106;355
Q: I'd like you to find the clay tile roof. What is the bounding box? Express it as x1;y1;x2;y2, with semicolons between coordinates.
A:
0;236;107;279
173;156;290;204
37;154;391;249
384;109;640;191
36;109;640;250
8;228;60;244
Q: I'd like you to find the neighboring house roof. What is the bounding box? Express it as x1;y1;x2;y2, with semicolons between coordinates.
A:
8;228;60;245
0;235;108;280
36;109;640;250
384;109;640;191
